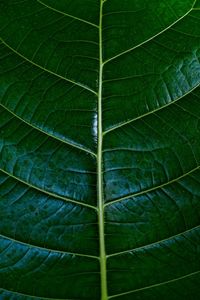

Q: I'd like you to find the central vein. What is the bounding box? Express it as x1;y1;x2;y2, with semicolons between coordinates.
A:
97;0;108;299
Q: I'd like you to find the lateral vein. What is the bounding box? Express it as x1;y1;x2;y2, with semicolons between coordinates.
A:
0;38;98;96
37;0;99;28
105;165;200;207
104;5;194;65
107;225;200;257
103;82;200;135
0;103;97;157
0;168;97;211
108;270;200;298
0;287;76;300
0;233;99;259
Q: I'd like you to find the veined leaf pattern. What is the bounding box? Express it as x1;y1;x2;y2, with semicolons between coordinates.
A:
0;0;200;299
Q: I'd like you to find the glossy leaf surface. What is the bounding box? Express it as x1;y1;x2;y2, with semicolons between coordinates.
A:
0;0;200;299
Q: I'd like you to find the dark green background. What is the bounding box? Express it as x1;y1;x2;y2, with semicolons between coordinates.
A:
0;0;200;299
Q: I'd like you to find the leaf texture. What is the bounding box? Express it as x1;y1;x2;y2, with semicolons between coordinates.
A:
0;0;200;299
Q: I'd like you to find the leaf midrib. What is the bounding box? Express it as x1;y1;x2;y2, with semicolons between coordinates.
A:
97;1;108;299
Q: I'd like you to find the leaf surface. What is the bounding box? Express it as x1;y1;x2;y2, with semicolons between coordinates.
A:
0;0;200;299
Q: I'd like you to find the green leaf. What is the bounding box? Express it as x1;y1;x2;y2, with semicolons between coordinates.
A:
0;0;200;299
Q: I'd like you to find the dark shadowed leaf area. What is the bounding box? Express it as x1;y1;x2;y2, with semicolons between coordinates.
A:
0;0;200;299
